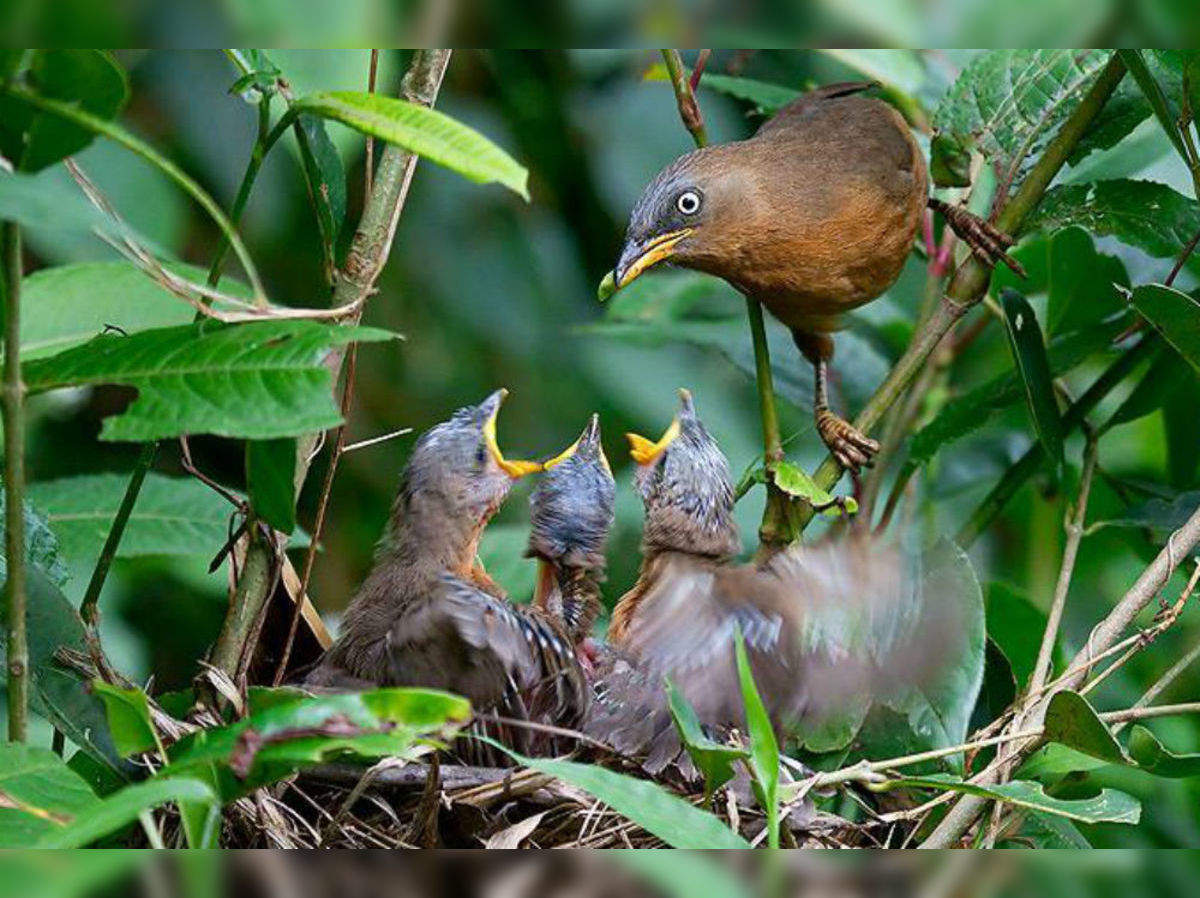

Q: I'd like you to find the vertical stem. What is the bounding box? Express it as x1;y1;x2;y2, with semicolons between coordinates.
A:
2;220;27;741
660;49;708;147
79;441;158;628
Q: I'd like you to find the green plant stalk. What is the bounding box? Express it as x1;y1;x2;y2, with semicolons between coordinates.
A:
79;441;157;628
2;221;26;741
797;53;1128;534
3;85;267;305
658;49;794;544
208;520;274;678
955;336;1154;547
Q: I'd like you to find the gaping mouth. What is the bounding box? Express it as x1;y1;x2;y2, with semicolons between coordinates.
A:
626;416;681;466
543;414;608;473
616;228;693;288
483;391;541;478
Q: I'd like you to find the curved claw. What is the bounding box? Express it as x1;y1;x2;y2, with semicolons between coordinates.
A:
817;409;879;474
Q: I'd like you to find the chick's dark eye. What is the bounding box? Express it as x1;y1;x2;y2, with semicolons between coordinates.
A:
676;190;701;215
475;444;488;467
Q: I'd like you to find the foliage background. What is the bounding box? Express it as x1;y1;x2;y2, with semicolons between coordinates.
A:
3;48;1200;848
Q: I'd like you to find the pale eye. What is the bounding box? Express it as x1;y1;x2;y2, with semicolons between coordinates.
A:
676;190;701;215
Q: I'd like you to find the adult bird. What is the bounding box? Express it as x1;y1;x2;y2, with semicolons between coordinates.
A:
586;389;955;776
611;82;1018;473
304;389;588;741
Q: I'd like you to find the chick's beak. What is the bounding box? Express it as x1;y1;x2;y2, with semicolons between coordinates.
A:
482;389;541;478
615;228;693;288
627;416;681;466
545;414;610;473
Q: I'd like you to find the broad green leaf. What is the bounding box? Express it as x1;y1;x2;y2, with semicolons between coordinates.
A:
35;776;216;848
931;50;1114;190
772;460;857;516
1103;345;1173;430
0;170;144;248
92;682;158;759
1043;227;1129;335
1000;289;1064;475
246;438;298;534
666;679;748;801
1163;366;1200;488
613;852;752;898
292;91;529;200
0;852;150;898
293;113;345;278
0;50;128;172
881;540;985;769
801;692;871;754
0;743;100;847
735;629;780;848
985;582;1061;687
0;489;69;588
165;687;469;798
1127;725;1200;777
22;320;395;441
819;49;926;96
909;311;1128;464
17;262;247;361
876;772;1141;824
1116;50;1190;163
28;473;242;570
642;62;799;115
1020;811;1094;848
1043;690;1129;765
972;639;1017;740
1026;179;1200;265
482;740;750;849
1128;284;1200;375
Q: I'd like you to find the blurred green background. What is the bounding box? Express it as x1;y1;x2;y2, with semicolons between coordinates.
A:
8;49;1200;846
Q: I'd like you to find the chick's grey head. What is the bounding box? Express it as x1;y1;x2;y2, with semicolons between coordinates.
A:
614;143;753;290
398;389;540;529
628;390;740;559
528;414;615;573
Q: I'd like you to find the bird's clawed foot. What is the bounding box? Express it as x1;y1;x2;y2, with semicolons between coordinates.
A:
929;198;1027;278
816;408;878;473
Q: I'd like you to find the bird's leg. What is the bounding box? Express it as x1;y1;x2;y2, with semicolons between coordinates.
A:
794;330;879;473
928;197;1027;278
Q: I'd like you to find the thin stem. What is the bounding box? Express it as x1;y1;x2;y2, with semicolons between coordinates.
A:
799;53;1128;534
4;86;267;305
660;49;708;147
956;335;1155;547
79;441;157;628
365;49;380;200
1028;434;1098;695
2;220;26;742
1113;636;1200;735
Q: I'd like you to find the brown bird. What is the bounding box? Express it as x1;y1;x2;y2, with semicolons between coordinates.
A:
586;390;951;775
613;82;1018;472
305;389;588;737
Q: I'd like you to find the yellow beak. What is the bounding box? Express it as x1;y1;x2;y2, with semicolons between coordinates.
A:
626;417;681;466
616;228;693;288
542;438;579;470
483;393;541;478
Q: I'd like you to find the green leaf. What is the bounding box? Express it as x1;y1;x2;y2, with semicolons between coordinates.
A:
481;740;749;849
292;91;529;200
1127;725;1200;777
642;62;798;116
1042;226;1130;336
876;772;1141;824
35;776;216;848
931;50;1114;190
164;687;469;797
909;311;1128;465
27;473;242;570
613;852;752;898
0;489;69;589
246;438;297;534
92;682;158;759
1128;284;1200;375
1103;345;1172;430
1116;50;1190;163
1026;179;1200;265
0;170;145;248
985;582;1060;687
23;319;395;441
881;540;985;769
18;262;248;361
0;50;128;172
666;679;748;801
293;114;345;276
1000;289;1064;475
772;460;857;516
0;743;100;847
1043;690;1129;765
1088;492;1200;541
734;629;780;848
1164;366;1200;488
819;49;926;96
1020;811;1093;848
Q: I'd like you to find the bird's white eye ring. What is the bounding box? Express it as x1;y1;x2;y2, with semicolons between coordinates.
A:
676;190;701;215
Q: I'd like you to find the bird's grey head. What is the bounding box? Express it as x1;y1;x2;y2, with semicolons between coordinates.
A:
528;413;616;573
397;389;540;528
613;143;750;290
627;389;740;559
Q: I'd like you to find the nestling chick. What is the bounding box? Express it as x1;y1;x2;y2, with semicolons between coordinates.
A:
613;82;1019;473
305;389;587;735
